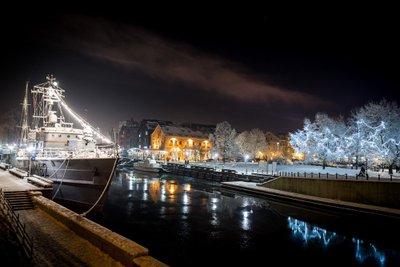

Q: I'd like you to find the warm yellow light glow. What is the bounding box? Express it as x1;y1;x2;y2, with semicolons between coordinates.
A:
292;152;304;160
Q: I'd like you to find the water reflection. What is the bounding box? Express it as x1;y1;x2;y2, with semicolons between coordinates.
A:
288;217;386;266
96;172;400;267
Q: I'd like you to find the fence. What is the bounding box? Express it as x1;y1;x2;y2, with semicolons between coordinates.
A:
275;171;397;182
0;189;33;259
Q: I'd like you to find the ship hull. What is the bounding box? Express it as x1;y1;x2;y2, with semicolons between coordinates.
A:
16;157;117;211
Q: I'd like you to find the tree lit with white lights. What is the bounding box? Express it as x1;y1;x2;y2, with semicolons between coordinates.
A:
290;99;400;169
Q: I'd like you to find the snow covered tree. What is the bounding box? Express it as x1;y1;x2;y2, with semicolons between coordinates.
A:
290;118;316;163
345;116;366;169
351;99;400;169
209;121;237;163
290;113;345;169
248;128;267;159
235;131;251;158
235;129;267;160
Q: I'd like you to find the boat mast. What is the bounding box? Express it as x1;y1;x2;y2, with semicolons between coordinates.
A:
19;81;30;146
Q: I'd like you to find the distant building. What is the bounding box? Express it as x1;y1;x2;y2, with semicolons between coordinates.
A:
137;119;173;149
151;123;215;161
118;118;139;150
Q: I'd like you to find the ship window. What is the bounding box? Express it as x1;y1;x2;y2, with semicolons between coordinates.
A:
59;134;62;137
67;135;70;138
52;134;55;137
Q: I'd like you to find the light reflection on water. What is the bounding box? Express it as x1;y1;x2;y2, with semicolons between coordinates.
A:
288;217;386;266
96;171;400;266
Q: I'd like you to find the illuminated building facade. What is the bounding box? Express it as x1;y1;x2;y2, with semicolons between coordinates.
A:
151;124;214;161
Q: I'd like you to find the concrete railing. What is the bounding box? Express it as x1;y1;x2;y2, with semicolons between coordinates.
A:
32;194;167;267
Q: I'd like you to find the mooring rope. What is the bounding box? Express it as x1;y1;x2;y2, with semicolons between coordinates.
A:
80;157;118;217
47;157;68;178
52;158;70;200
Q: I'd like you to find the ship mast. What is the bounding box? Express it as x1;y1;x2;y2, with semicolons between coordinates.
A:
31;75;113;145
19;81;30;146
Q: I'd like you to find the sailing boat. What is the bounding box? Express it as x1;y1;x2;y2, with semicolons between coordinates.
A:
15;75;118;211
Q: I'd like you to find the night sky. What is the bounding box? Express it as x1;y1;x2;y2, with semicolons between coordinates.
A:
1;6;399;134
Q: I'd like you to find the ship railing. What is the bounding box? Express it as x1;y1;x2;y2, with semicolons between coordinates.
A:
36;148;116;159
0;189;34;260
38;149;69;159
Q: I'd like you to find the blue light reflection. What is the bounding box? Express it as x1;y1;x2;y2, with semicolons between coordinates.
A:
288;217;386;266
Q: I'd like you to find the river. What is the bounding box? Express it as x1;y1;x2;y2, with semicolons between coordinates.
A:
88;170;400;266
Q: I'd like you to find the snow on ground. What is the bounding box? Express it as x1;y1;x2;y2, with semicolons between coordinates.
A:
189;161;400;179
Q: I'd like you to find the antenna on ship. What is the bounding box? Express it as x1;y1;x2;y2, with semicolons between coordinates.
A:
19;81;30;147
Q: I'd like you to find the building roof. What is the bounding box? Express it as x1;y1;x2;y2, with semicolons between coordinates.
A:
160;125;212;139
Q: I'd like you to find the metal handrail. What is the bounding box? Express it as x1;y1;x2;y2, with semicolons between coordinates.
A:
0;189;34;259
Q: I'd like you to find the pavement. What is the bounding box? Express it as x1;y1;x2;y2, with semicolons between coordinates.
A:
0;169;38;192
18;208;123;267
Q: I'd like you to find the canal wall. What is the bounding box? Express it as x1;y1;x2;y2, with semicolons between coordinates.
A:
31;193;167;267
261;177;400;209
164;163;272;183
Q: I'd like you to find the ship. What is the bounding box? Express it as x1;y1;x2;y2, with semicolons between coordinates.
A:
15;75;118;212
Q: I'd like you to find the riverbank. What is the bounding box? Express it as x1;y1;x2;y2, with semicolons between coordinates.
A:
221;180;400;218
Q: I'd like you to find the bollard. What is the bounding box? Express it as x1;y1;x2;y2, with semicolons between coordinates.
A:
378;174;380;180
336;173;338;179
391;175;393;181
297;172;299;177
304;172;306;178
311;172;313;178
326;173;328;178
318;173;320;178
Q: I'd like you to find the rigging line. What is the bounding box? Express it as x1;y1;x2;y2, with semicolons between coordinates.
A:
52;158;70;200
47;157;68;178
80;157;118;217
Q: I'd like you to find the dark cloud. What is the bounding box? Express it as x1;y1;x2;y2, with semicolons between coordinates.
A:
54;16;328;108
